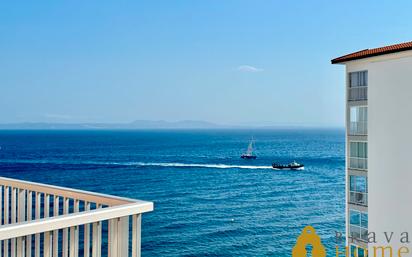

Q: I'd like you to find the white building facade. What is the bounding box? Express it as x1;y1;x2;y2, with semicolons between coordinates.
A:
333;41;412;257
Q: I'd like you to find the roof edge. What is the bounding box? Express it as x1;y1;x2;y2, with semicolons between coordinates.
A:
331;41;412;64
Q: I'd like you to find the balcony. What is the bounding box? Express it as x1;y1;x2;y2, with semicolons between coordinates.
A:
349;157;368;170
349;191;368;206
0;177;153;257
348;86;367;101
349;225;368;242
349;121;367;136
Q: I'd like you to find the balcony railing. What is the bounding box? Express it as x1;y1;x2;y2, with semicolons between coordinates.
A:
349;121;367;136
349;225;368;242
348;87;367;101
0;177;153;257
349;191;368;206
349;157;368;170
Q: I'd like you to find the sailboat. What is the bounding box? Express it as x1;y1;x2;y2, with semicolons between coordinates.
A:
241;138;257;159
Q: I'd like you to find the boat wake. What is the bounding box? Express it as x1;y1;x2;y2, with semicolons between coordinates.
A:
133;162;273;170
0;159;273;170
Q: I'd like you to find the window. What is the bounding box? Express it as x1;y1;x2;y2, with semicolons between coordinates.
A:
350;71;368;88
349;142;368;170
351;245;366;257
348;71;368;101
351;245;357;257
349;176;368;206
358;247;365;257
350;176;367;193
350;106;367;135
350;210;361;226
350;142;367;158
349;210;368;241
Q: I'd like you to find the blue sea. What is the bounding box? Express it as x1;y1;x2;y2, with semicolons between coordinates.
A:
0;129;345;256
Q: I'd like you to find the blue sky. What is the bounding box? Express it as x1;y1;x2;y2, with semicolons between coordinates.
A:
1;1;411;127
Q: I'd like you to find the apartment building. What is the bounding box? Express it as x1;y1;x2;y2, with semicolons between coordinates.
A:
332;41;412;256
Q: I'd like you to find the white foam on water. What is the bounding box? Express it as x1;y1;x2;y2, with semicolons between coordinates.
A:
0;159;274;170
131;162;273;170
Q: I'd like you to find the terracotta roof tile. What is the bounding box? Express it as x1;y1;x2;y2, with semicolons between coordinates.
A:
331;41;412;64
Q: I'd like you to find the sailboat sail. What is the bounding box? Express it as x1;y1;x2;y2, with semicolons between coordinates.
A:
246;140;254;155
241;138;257;159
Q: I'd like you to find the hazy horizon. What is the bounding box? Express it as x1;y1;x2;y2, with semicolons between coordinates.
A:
2;1;412;127
0;119;345;129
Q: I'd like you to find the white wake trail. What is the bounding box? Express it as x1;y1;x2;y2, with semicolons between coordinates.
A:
132;162;273;170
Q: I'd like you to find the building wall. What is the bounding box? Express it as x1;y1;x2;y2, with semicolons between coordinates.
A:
346;50;412;251
369;53;412;249
346;61;369;251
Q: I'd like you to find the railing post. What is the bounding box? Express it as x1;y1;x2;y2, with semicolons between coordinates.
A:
63;198;70;257
92;221;102;257
108;219;118;257
69;200;80;257
132;214;142;257
84;202;91;257
11;188;17;257
53;196;59;257
69;226;79;257
3;186;9;257
119;217;129;257
26;191;32;257
108;217;128;257
98;205;103;257
17;189;26;257
44;194;52;257
35;192;41;257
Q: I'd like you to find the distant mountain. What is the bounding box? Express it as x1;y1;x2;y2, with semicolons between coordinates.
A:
129;120;219;129
0;120;344;130
0;120;224;130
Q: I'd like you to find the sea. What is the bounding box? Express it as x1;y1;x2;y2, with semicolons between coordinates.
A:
0;129;345;256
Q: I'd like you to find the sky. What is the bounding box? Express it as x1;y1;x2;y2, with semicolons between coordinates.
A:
1;1;412;127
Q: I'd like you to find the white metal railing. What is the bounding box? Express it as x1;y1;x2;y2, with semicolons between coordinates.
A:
349;121;367;135
349;191;368;206
349;157;368;170
0;177;153;257
348;87;367;101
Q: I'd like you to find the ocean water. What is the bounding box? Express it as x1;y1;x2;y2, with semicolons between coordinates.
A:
0;129;345;256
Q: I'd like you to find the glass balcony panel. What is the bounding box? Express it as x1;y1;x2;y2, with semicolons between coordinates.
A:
349;121;367;135
349;225;361;239
349;192;368;206
349;157;368;170
349;86;368;101
350;210;360;226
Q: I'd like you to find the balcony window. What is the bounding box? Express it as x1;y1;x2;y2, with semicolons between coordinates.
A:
350;71;368;87
349;210;368;241
348;71;368;101
349;106;367;135
351;245;357;257
349;175;368;206
349;141;368;170
351;245;367;257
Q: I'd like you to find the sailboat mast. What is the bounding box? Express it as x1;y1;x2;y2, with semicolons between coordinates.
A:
247;139;254;155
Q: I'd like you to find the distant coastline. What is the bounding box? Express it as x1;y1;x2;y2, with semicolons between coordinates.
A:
0;120;344;130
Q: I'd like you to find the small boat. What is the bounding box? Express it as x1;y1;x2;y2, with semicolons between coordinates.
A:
272;161;304;170
241;138;257;159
